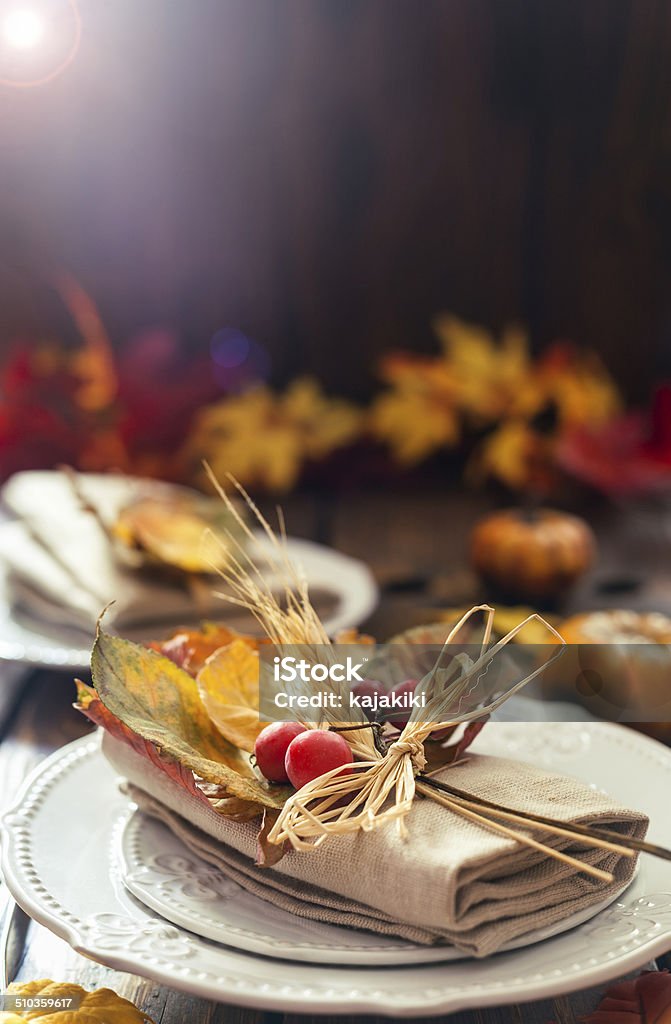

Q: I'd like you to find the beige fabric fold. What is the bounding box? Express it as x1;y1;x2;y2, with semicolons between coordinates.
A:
103;732;648;957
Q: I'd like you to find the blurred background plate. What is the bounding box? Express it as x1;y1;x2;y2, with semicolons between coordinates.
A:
0;524;379;670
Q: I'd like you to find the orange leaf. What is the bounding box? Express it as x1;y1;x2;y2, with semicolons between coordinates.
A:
112;493;242;575
152;623;263;677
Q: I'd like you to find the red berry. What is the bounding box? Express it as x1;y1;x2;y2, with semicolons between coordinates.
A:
284;729;353;790
350;678;387;720
254;721;306;783
388;679;418;730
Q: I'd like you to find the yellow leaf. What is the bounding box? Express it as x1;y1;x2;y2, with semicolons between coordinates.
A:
151;623;262;676
197;640;264;752
370;389;459;463
434;314;532;421
182;380;363;492
470;420;539;489
287;384;362;460
0;981;151;1022
113;494;240;574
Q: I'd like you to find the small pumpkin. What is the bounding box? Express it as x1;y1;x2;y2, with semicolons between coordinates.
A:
469;507;595;602
545;609;671;731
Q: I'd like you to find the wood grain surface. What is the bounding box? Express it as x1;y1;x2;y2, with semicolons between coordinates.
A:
2;2;671;398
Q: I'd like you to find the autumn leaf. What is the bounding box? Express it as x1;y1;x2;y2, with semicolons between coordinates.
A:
535;342;621;428
422;721;487;774
370;387;459;464
0;980;152;1022
469;419;543;490
583;969;671;1023
90;629;286;810
434;314;532;422
183;379;362;492
76;678;213;805
151;623;264;677
256;808;287;867
112;493;241;575
280;378;363;460
196;640;264;753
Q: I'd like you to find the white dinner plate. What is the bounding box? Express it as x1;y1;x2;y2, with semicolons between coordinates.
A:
0;526;378;669
117;808;632;966
3;723;671;1016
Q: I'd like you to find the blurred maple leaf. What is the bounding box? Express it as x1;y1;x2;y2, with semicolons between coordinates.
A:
434;313;532;422
184;379;363;490
583;969;671;1023
558;384;671;496
370;386;460;464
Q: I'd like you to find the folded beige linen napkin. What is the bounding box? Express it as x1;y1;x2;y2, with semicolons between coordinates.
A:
102;732;648;957
0;471;227;630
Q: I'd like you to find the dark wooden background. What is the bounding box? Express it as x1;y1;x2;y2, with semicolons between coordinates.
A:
2;0;671;399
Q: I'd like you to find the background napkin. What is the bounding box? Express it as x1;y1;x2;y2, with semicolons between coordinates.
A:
0;471;227;630
103;731;648;957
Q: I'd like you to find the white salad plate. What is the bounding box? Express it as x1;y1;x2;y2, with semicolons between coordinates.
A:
117;809;632;967
3;723;671;1016
0;526;378;669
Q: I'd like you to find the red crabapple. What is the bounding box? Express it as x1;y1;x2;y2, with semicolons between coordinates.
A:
387;678;418;730
254;721;306;783
284;729;353;790
350;678;387;720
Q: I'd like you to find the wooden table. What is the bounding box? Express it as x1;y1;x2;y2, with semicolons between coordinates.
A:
1;490;670;1023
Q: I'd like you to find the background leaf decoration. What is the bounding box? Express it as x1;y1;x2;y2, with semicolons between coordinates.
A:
583;970;671;1023
196;640;264;753
90;629;286;809
0;980;152;1022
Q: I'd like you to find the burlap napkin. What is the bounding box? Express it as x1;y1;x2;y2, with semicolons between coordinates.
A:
102;731;648;957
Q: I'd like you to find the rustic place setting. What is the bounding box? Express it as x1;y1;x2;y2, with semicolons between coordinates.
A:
3;4;671;1023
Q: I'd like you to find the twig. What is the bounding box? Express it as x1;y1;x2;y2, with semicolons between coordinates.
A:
420;775;671;863
418;776;634;858
415;780;615;883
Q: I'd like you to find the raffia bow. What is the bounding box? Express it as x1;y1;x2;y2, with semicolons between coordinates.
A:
267;606;564;850
268;733;426;850
204;472;564;849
